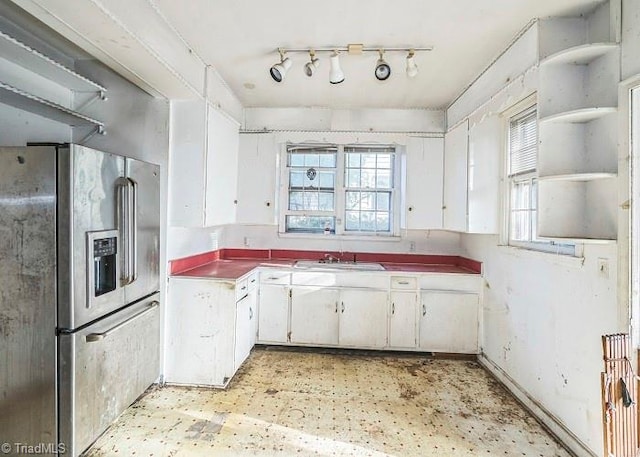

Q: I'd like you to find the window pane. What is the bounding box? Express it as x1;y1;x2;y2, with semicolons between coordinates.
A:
290;171;304;188
347;153;361;168
318;192;334;211
361;153;377;168
303;192;319;210
360;192;376;210
360;211;377;231
286;215;335;233
376;213;390;231
304;173;317;188
345;211;360;230
511;181;531;210
531;209;538;240
319;154;336;168
376;154;392;169
531;180;538;210
346;169;361;188
376;169;391;188
511;210;530;241
345;191;359;210
360;169;376;188
318;172;335;189
376;192;390;211
289;153;304;167
304;154;320;167
289;192;304;210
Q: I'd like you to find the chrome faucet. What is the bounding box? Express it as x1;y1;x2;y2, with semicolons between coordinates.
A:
323;253;340;264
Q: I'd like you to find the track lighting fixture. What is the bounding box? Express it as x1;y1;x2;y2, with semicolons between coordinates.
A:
304;50;320;77
329;51;345;84
270;50;292;82
269;44;432;83
406;49;418;78
374;49;391;81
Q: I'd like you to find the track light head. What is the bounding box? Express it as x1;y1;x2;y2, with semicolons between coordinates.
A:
270;50;292;82
329;51;345;84
374;49;391;81
304;50;320;77
406;49;418;78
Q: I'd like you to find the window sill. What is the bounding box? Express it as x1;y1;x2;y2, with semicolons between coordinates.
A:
496;244;586;267
278;232;402;242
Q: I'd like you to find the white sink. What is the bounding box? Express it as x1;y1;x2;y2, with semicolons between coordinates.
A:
294;260;385;271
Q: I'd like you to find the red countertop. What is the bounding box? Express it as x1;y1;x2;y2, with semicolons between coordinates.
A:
170;249;481;280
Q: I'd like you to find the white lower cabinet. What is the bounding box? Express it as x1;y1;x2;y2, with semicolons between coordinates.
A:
234;290;256;371
338;289;388;348
166;278;236;387
290;287;339;345
419;291;479;354
389;291;418;349
257;284;289;343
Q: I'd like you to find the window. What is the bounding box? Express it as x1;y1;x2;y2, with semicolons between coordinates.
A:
507;106;574;255
282;144;398;235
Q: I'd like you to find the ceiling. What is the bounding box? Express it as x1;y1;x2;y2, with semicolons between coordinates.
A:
152;0;603;109
7;0;604;110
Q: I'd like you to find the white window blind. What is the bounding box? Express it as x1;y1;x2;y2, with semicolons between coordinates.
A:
509;108;537;176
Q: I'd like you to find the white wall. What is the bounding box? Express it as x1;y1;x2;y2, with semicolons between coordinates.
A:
622;0;640;80
447;13;626;456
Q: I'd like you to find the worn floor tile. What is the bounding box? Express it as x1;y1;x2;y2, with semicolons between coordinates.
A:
85;348;572;457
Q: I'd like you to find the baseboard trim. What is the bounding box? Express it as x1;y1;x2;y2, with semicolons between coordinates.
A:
477;353;597;457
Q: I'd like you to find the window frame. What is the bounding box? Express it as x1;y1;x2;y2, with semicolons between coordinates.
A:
503;100;576;256
279;143;401;237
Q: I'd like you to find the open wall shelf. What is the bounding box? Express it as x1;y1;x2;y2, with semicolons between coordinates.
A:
540;107;617;124
541;42;618;66
0;81;104;127
0;31;105;92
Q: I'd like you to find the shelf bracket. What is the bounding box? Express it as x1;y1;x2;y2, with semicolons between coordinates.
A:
75;90;108;112
78;125;107;144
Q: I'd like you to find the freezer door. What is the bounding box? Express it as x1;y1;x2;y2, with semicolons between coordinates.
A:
58;293;160;456
0;146;57;454
58;145;126;329
123;158;160;304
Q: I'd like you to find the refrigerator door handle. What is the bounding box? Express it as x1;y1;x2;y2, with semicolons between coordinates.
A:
129;177;138;283
116;177;131;285
85;301;159;342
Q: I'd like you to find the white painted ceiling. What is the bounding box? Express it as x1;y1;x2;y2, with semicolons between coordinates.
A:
152;0;603;109
8;0;604;110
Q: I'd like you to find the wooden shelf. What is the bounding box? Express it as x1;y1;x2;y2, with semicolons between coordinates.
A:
0;81;104;127
541;42;618;66
0;30;106;92
540;107;617;124
538;172;617;182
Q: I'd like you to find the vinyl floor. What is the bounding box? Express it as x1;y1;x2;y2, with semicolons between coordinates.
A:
85;347;572;457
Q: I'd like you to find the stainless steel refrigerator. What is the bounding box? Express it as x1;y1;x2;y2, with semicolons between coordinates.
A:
0;144;161;456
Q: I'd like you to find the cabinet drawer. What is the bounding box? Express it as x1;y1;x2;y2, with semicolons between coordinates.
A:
247;271;259;291
260;269;291;285
390;276;417;290
235;278;249;301
418;274;481;293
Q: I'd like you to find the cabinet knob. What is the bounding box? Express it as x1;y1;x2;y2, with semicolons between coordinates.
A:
408;206;413;212
249;307;253;319
422;304;427;316
341;302;345;313
392;303;395;315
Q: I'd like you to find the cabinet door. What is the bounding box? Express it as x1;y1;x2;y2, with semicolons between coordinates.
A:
419;291;479;353
290;287;339;345
468;114;500;234
205;106;239;226
339;289;388;348
405;137;444;229
234;294;252;371
389;291;417;349
165;278;235;386
257;285;289;343
248;289;258;347
236;133;277;224
443;120;469;231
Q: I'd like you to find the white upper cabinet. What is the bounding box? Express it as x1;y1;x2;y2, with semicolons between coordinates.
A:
467;114;501;234
168;99;239;227
205;106;239;226
404;137;444;230
236;133;277;225
536;4;620;242
443;120;469;231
